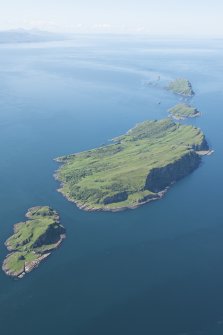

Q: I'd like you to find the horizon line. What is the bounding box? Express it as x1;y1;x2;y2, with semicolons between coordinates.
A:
1;28;223;39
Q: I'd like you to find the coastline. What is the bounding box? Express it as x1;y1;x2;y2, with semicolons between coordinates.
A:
2;207;66;279
169;112;201;121
54;148;213;213
2;233;66;279
56;185;166;212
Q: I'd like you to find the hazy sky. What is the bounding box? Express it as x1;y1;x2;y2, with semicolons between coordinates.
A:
1;0;223;36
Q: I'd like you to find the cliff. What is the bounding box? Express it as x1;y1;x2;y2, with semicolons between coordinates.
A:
2;206;66;278
145;151;201;193
167;78;194;96
55;118;210;211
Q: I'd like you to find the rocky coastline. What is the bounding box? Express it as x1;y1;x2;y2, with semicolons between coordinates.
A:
2;206;66;279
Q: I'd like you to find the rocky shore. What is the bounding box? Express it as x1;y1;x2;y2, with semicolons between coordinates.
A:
2;206;66;279
55;146;212;213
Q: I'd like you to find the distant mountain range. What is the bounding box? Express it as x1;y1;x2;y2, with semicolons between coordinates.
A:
0;29;68;43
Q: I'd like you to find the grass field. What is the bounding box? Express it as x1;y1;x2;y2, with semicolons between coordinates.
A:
3;206;65;277
56;119;208;211
168;103;200;119
167;78;194;96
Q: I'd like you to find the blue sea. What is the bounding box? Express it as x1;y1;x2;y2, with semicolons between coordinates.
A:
0;35;223;335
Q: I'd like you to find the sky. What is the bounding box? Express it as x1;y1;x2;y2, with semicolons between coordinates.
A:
1;0;223;36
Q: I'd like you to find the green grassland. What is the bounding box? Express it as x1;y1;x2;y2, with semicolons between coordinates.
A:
3;206;65;277
56;119;209;211
167;78;194;96
168;103;200;119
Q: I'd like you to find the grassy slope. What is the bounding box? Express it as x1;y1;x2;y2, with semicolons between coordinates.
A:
56;119;208;211
167;78;194;96
169;103;199;119
3;206;65;276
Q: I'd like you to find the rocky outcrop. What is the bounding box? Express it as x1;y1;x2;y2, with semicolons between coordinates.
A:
103;191;128;205
137;193;160;203
2;206;66;279
33;223;66;248
193;136;209;151
145;151;201;193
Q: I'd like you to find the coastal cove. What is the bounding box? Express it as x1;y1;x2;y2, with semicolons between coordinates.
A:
0;36;223;335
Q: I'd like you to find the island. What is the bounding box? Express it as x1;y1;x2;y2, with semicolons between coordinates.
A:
2;206;66;278
167;78;194;96
168;103;200;120
55;118;210;212
0;29;67;44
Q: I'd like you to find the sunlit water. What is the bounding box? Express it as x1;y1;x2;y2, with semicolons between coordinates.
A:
0;36;223;335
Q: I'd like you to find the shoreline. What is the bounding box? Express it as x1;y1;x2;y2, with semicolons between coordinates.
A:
2;207;66;279
196;149;214;156
57;185;167;212
169;112;201;121
54;147;213;213
2;233;66;279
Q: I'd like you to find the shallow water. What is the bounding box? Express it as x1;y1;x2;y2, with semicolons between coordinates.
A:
0;36;223;335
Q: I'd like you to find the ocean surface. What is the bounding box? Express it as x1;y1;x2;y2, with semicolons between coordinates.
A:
0;35;223;335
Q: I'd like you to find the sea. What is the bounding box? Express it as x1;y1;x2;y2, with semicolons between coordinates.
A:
0;35;223;335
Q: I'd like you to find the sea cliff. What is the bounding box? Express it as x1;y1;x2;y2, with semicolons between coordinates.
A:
55;119;211;211
2;206;66;278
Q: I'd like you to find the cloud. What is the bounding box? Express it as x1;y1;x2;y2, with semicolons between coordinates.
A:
135;26;145;33
92;23;112;30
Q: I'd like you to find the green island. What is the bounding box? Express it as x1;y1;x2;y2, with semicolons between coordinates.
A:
55;118;210;212
2;206;66;278
167;78;194;96
168;103;200;120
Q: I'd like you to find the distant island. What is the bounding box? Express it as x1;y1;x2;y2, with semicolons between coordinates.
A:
0;29;67;44
168;103;200;120
2;206;66;278
55;118;210;212
167;78;194;96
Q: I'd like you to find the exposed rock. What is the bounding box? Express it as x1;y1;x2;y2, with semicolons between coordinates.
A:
145;151;201;193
